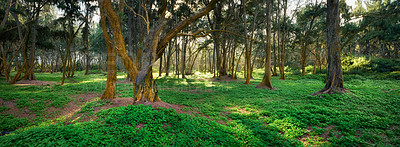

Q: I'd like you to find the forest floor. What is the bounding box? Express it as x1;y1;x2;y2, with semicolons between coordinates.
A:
0;70;399;146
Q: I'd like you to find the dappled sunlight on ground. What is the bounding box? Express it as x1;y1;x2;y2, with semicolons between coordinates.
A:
1;70;399;146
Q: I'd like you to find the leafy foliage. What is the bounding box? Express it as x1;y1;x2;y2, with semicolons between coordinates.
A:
0;69;399;146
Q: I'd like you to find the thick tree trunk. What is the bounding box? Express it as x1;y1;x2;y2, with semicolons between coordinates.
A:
313;0;345;95
257;0;273;89
101;0;138;84
100;0;218;103
101;19;117;99
133;21;165;103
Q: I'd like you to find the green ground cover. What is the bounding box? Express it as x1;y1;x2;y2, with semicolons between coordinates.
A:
0;69;399;146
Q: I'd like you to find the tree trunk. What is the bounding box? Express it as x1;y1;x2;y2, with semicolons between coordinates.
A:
165;38;174;76
181;36;186;78
159;54;163;77
61;21;84;85
257;0;273;89
101;13;117;99
231;43;236;79
25;23;37;81
234;48;245;79
279;0;287;80
84;6;90;75
242;0;251;84
313;0;345;95
100;0;218;103
272;31;278;76
0;0;12;30
133;21;165;103
176;39;180;77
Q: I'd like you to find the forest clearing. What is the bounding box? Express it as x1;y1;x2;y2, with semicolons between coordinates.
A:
1;0;400;146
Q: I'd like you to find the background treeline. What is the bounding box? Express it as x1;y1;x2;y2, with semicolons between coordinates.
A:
0;0;399;84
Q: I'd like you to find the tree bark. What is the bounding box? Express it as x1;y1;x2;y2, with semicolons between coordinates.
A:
257;0;273;89
100;9;117;99
99;0;218;103
61;21;84;85
84;2;91;75
101;0;138;85
165;38;174;76
0;0;12;30
181;36;186;78
313;0;345;95
159;54;163;77
279;0;287;80
242;0;251;84
301;16;316;76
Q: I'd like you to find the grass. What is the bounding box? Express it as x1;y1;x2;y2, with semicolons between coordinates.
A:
0;69;399;146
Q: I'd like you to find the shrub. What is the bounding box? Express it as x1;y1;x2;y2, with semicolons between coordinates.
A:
342;56;400;76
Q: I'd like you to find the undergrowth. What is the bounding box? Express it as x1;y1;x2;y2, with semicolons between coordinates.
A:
0;69;399;146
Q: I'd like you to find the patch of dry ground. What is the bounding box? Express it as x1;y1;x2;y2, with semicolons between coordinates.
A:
0;93;100;122
296;125;364;146
0;98;36;120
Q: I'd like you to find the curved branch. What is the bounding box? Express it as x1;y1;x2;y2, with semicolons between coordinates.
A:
156;0;219;57
122;0;149;32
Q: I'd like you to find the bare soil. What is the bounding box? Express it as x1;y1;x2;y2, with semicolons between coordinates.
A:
0;93;100;122
297;125;346;146
0;99;36;120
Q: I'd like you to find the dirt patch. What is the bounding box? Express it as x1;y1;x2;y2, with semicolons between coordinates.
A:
389;126;398;130
50;93;100;121
162;123;172;129
296;125;343;146
0;100;36;120
135;123;146;129
13;80;57;86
